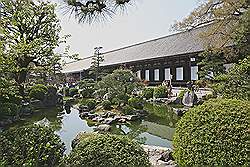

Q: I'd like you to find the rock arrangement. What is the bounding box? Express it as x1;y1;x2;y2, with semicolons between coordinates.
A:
78;107;147;125
142;145;177;167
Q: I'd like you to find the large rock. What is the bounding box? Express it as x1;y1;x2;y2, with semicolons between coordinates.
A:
182;91;198;107
94;124;111;132
87;113;97;119
57;93;64;105
134;109;148;116
34;118;50;127
142;145;177;167
126;115;139;121
79;105;89;113
30;99;43;108
79;112;89;118
103;118;116;125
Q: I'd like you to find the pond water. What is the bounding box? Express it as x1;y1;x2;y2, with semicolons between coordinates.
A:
3;103;180;154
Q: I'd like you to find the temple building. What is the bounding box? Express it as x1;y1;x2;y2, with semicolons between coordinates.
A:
62;26;213;86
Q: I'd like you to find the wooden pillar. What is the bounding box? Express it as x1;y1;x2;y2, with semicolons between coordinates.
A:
185;56;191;81
159;65;164;82
149;68;154;82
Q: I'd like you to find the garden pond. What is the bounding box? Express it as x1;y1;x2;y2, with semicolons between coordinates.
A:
2;103;180;154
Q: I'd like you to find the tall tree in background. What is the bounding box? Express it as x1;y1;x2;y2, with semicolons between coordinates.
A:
0;0;61;95
172;0;249;60
89;47;104;81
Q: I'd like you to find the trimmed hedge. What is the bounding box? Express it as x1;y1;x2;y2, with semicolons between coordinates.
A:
64;134;150;167
0;125;65;167
173;99;250;167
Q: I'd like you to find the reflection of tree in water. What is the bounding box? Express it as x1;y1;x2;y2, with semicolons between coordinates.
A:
5;107;64;132
143;103;179;128
111;121;148;144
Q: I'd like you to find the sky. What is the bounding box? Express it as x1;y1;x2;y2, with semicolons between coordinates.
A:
52;0;200;60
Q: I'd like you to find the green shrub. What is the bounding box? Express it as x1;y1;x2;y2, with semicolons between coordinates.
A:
64;134;150;167
0;125;65;167
117;93;130;104
154;86;167;98
173;99;250;167
102;100;112;110
142;87;154;99
122;105;135;115
0;103;19;118
212;56;250;100
202;93;216;101
79;79;96;98
177;89;187;99
195;79;210;88
128;97;144;109
47;85;57;95
64;87;70;96
86;99;97;110
69;88;78;97
111;94;130;106
30;84;48;92
29;84;48;101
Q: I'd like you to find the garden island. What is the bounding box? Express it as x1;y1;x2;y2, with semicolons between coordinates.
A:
0;0;249;167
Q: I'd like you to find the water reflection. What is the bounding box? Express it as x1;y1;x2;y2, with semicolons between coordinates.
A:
3;103;180;153
55;108;94;154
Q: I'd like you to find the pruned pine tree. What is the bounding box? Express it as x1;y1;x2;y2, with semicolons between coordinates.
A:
90;48;104;81
63;0;133;24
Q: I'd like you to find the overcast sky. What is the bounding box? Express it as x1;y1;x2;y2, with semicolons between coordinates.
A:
52;0;200;60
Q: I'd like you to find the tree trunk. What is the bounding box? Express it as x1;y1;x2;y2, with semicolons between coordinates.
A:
15;70;28;97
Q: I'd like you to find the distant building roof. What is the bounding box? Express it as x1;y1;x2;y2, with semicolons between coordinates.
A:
62;26;210;73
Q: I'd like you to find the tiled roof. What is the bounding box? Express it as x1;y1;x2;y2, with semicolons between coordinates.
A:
62;26;210;73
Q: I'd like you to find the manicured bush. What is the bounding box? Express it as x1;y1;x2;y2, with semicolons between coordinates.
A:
0;125;65;167
86;99;97;110
29;84;48;101
153;85;167;98
79;79;96;98
122;105;135;115
142;87;154;99
102;100;112;110
128;97;144;109
111;94;130;106
64;134;150;167
69;88;78;97
117;93;130;104
173;99;250;167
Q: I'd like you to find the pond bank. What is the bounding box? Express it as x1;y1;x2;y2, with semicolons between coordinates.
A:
1;103;180;154
143;145;177;167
